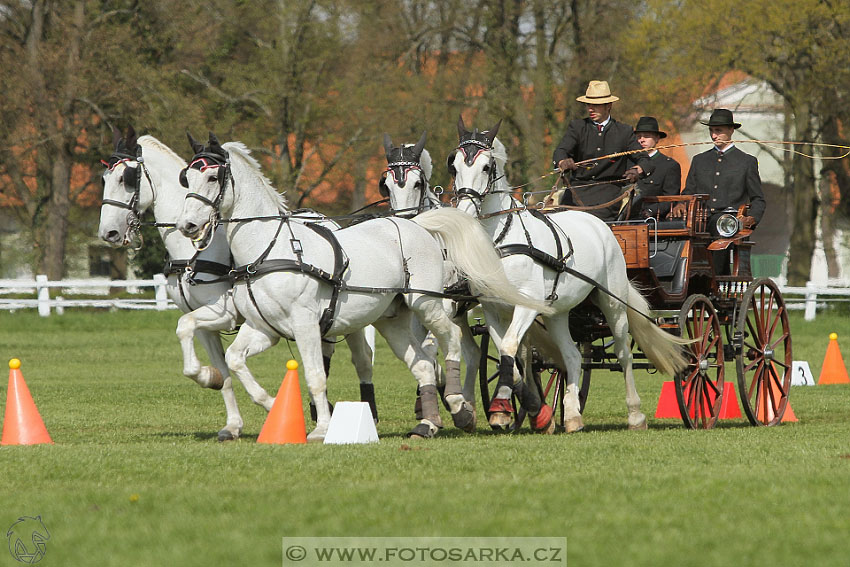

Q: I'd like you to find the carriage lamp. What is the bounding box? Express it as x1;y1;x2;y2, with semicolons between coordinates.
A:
712;209;742;238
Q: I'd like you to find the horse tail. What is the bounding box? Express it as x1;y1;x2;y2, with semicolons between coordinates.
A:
625;283;689;376
412;208;554;315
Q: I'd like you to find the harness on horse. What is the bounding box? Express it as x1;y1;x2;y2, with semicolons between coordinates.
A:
449;135;656;321
183;142;475;340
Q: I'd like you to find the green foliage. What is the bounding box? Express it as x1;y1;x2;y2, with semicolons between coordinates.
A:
0;310;849;565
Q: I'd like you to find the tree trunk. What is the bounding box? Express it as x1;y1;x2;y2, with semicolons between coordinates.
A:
786;104;816;285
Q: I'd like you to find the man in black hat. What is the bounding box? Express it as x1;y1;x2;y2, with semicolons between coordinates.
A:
631;116;681;218
677;108;766;273
552;80;654;221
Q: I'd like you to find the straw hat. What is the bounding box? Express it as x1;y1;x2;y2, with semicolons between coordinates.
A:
576;80;619;104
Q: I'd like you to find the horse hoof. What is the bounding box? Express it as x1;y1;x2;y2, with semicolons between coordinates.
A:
565;415;584;433
628;416;648;430
451;403;476;433
202;367;224;390
307;428;327;443
488;411;513;430
406;421;437;439
531;404;554;434
217;429;237;442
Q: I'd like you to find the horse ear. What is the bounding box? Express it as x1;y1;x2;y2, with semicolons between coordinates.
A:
412;131;427;159
112;127;122;150
208;131;224;155
382;133;393;158
125;125;137;148
457;115;468;140
187;131;204;155
485;120;502;146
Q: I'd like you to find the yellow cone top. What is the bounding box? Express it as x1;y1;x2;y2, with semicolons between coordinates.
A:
830;332;838;340
286;359;299;371
9;358;21;370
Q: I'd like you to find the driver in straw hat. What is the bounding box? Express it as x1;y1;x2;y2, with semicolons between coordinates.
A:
552;80;654;221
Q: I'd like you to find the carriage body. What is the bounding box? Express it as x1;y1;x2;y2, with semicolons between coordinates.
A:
479;193;792;431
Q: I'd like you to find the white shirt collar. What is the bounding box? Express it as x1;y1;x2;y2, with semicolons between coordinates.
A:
716;143;735;154
595;117;612;129
647;149;658;158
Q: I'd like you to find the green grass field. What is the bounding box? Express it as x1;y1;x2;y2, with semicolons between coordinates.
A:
1;309;849;566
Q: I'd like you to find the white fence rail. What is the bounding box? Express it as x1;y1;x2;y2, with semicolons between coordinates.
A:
0;275;848;320
0;274;174;316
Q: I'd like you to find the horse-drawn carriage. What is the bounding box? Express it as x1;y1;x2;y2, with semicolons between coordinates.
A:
476;193;792;431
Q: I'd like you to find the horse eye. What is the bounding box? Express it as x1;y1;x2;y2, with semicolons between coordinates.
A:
482;164;490;172
207;175;217;183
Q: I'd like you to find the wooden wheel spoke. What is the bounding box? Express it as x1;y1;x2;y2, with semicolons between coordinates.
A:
747;359;764;399
767;331;789;352
743;357;760;373
746;316;761;349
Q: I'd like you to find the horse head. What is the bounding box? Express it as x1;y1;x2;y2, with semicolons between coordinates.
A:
448;116;504;217
98;125;152;246
176;131;231;244
379;131;433;215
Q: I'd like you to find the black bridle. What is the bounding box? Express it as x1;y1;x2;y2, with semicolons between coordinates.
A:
100;144;153;246
449;137;500;216
180;148;233;249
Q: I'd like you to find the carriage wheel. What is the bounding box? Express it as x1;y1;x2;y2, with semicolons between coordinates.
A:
675;294;725;429
478;332;590;432
735;278;792;426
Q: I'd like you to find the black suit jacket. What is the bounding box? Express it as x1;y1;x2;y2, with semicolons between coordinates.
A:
682;145;766;222
552;117;654;211
634;151;681;217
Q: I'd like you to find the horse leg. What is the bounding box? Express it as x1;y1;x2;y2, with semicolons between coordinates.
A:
486;305;539;430
308;339;337;423
224;323;278;412
194;329;244;441
458;314;480;406
175;298;244;441
373;310;444;438
288;322;334;442
409;297;475;433
175;298;238;389
594;292;646;430
542;314;585;433
344;329;378;422
478;305;516;429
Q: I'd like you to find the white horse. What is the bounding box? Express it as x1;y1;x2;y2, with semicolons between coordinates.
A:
449;118;687;432
379;132;481;408
175;133;545;440
96;128;373;441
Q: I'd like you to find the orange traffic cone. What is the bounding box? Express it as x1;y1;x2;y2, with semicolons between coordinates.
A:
2;359;53;445
818;333;850;385
257;360;307;444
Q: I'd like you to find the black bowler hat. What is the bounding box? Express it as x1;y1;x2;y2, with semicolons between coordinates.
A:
634;116;667;138
700;108;742;129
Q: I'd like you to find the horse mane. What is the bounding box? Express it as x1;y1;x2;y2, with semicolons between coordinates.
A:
137;135;186;166
223;141;289;213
